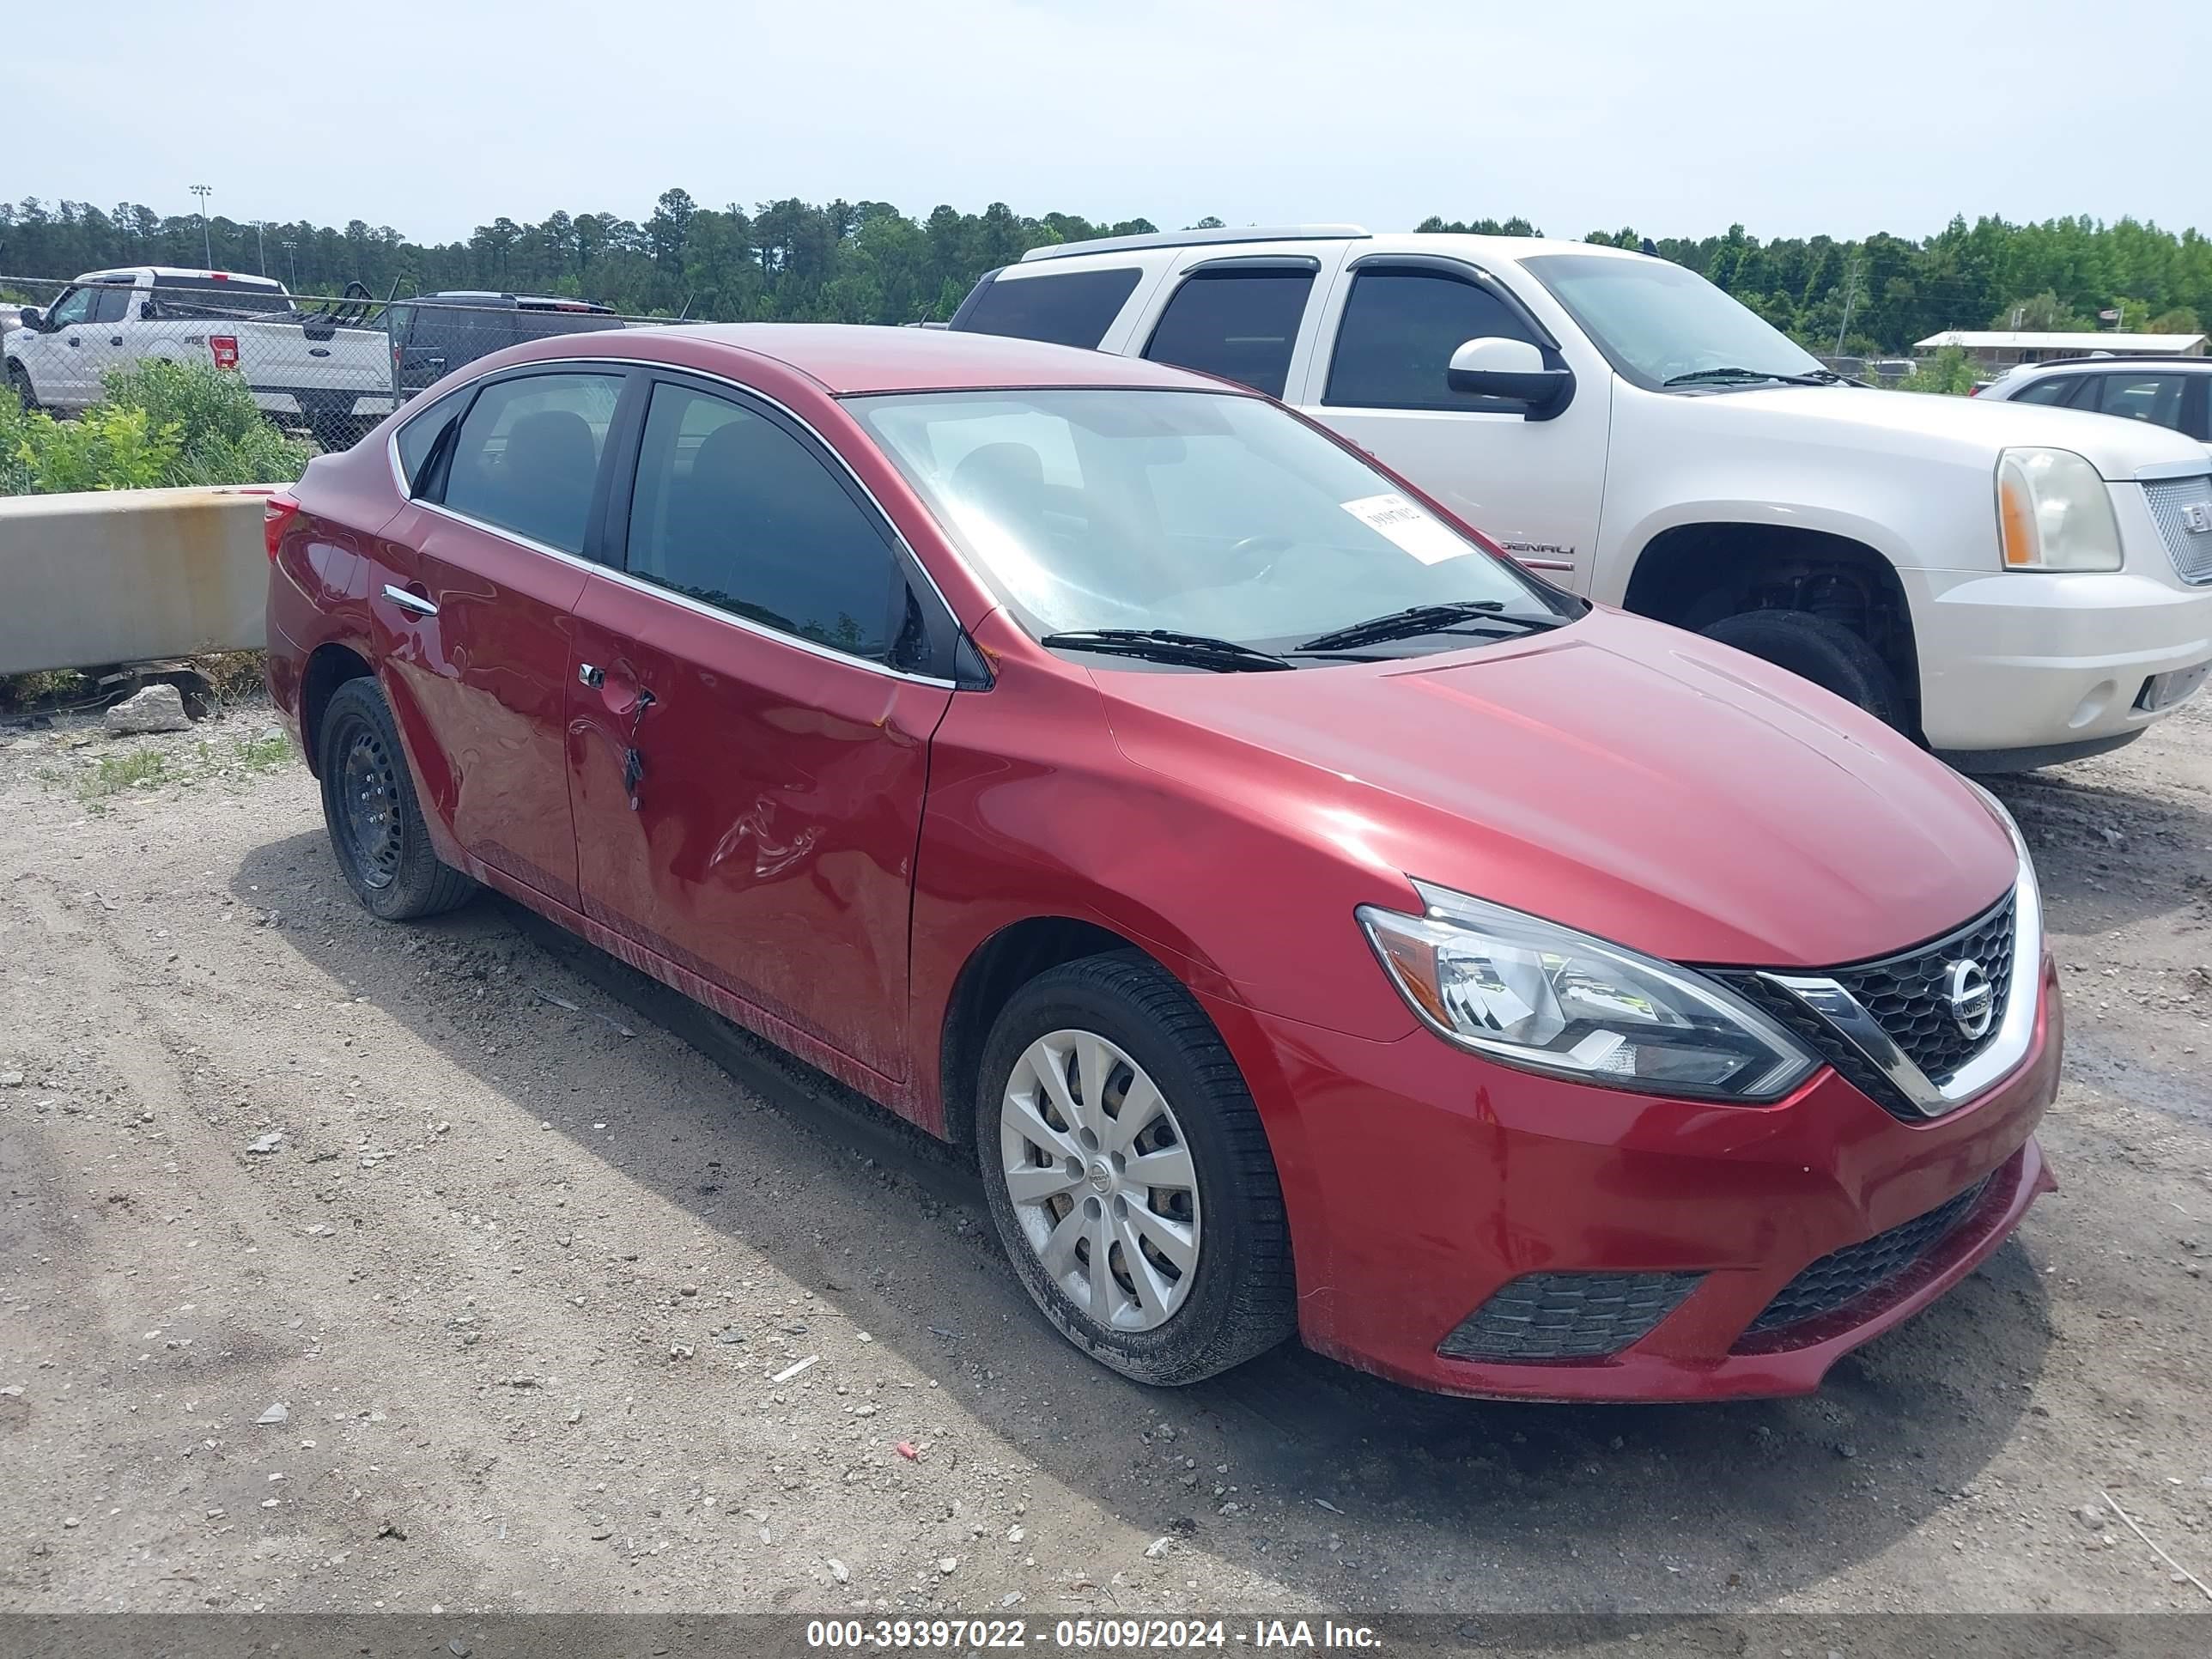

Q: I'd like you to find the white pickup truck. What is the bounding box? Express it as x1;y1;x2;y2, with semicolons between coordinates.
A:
4;266;393;447
951;227;2212;769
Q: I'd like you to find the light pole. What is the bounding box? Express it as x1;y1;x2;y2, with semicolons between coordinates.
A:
283;239;298;289
254;220;266;276
190;184;213;268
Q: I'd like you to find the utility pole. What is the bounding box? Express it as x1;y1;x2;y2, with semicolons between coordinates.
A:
1832;257;1863;357
254;221;266;276
283;239;298;289
190;185;213;268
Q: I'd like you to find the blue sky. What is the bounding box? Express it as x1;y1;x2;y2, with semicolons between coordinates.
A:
27;0;2209;244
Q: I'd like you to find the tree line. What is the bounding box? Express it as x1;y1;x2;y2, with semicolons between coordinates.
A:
4;192;2206;355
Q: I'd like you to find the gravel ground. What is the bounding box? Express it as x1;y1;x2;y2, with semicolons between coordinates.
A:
0;690;2208;1622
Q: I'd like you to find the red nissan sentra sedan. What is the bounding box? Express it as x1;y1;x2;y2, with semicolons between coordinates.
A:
264;325;2060;1402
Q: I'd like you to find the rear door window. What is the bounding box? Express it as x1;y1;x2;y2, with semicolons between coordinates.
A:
2088;373;2186;429
440;372;623;554
394;386;471;494
953;268;1142;349
1140;269;1315;398
1325;268;1540;410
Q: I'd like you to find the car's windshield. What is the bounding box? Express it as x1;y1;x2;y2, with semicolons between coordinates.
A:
843;388;1575;655
1522;253;1828;391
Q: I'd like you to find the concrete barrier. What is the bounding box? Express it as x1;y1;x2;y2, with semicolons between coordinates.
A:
0;485;273;677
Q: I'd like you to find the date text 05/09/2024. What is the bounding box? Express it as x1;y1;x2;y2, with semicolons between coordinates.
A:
803;1618;1383;1650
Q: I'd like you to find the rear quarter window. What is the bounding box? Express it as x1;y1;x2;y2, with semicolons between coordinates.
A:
951;267;1142;349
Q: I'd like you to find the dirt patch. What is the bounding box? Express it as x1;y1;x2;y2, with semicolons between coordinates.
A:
0;696;2208;1618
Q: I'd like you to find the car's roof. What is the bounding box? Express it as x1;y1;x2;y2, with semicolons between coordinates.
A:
601;322;1231;395
2002;355;2212;375
79;265;285;286
1011;227;1640;272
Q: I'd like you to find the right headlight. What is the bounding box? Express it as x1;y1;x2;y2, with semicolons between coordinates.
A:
1358;881;1817;1103
1996;447;2122;572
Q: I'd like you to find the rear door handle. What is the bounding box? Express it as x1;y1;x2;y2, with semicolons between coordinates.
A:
382;583;438;617
578;663;605;688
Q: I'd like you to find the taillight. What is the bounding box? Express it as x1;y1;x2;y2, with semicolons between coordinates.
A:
1967;385;1982;397
264;493;301;562
210;335;240;371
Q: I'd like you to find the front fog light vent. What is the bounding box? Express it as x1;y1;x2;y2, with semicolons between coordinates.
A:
1438;1271;1704;1362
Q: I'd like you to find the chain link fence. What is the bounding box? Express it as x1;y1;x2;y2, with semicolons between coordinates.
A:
3;274;663;453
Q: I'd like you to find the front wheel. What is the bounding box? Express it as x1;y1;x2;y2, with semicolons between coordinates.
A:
975;951;1296;1386
315;678;477;921
7;362;37;413
1699;608;1907;731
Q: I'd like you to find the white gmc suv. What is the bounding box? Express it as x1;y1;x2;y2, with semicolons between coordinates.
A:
951;226;2212;769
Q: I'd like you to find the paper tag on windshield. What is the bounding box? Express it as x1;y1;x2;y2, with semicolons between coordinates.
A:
1340;493;1470;565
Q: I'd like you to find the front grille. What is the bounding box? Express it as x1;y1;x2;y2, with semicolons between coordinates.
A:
1830;892;2015;1085
1741;1176;1990;1338
2143;476;2212;585
1438;1271;1703;1362
1724;973;1917;1118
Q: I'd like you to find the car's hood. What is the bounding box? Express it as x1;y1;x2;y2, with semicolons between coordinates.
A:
1687;381;2206;481
1097;609;2017;971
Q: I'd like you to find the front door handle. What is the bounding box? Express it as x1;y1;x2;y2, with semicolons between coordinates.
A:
381;583;438;617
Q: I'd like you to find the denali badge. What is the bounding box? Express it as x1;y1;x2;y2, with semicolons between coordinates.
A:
2183;502;2212;535
1945;959;1996;1041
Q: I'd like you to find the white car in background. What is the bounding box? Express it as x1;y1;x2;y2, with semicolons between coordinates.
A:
4;266;392;446
951;227;2212;769
1976;356;2212;457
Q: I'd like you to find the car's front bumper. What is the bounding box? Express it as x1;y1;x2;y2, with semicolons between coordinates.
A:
1209;960;2061;1401
1907;483;2212;758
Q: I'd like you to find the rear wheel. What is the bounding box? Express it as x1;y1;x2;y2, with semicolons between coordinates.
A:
975;951;1296;1386
1699;608;1906;731
315;678;476;921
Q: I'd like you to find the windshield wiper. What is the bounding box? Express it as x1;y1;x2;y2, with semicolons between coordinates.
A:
1039;629;1295;672
1662;366;1844;388
1294;601;1568;653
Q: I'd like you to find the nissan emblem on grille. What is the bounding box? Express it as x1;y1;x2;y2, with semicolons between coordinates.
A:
1945;959;1995;1040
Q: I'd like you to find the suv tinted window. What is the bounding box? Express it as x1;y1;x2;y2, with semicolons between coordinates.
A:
2009;374;2081;407
954;268;1142;349
625;381;904;660
1326;269;1538;409
2090;372;2186;428
1142;270;1314;398
441;373;623;554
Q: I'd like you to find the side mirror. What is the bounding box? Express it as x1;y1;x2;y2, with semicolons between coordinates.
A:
16;307;44;331
1447;337;1574;418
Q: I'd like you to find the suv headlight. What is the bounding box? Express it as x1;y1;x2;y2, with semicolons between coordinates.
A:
1996;447;2122;572
1358;881;1816;1102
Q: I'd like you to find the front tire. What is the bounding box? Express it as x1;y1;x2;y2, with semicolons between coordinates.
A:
975;951;1296;1386
1699;608;1906;731
315;678;477;921
7;362;37;413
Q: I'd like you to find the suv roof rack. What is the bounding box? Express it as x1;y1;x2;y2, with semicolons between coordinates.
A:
2020;353;2210;369
1019;224;1370;263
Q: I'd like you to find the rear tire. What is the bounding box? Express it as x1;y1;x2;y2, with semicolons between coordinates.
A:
315;678;477;921
1699;608;1906;731
975;951;1296;1386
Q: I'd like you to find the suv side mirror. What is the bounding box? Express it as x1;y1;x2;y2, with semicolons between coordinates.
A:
1448;337;1574;418
16;307;44;331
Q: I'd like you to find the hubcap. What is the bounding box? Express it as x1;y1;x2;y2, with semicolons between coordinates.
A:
999;1030;1200;1333
337;723;404;890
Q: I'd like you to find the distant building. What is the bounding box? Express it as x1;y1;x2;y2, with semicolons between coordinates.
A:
1912;330;2208;368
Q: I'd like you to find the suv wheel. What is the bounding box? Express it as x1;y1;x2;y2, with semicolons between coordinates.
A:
316;678;477;921
975;951;1296;1386
1700;609;1906;730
